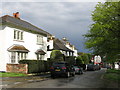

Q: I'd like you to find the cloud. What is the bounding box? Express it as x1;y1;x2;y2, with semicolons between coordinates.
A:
1;2;97;52
1;0;106;2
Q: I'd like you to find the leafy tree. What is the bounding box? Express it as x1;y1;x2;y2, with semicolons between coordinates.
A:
81;53;90;64
76;56;84;65
84;2;120;62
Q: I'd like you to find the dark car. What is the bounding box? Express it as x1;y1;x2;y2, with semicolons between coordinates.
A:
50;62;75;78
87;64;101;71
73;66;83;74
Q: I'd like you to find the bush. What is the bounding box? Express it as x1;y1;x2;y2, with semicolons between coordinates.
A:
65;56;76;65
49;50;65;65
19;60;49;74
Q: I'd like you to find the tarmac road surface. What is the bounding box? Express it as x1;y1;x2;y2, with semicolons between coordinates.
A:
1;68;119;88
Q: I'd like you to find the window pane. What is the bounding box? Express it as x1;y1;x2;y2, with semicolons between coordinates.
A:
21;32;23;40
17;31;19;40
37;35;43;44
11;52;16;63
14;30;16;39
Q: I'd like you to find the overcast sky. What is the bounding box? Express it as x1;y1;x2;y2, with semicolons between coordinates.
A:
0;0;105;53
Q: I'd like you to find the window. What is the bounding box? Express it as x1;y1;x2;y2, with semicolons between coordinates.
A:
37;35;43;44
11;52;28;63
11;52;16;63
36;54;44;60
14;30;23;41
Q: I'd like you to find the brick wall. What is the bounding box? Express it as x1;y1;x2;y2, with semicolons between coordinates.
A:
6;64;28;74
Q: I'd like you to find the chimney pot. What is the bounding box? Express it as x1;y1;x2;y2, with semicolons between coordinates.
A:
13;12;20;19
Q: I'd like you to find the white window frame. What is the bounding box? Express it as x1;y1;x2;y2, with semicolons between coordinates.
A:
14;29;23;41
11;52;16;63
11;52;28;64
37;35;43;45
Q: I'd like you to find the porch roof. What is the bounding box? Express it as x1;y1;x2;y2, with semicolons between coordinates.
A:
35;49;46;55
8;45;29;52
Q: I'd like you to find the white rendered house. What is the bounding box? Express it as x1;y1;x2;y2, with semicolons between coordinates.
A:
0;13;50;71
61;38;78;57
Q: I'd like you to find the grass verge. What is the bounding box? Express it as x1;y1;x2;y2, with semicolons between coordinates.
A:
103;69;120;82
0;72;28;77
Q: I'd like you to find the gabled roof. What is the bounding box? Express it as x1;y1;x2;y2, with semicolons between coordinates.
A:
53;38;73;52
0;15;52;36
61;39;78;50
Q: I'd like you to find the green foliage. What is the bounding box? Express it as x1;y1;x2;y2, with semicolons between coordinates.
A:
84;2;120;62
19;60;49;73
50;50;65;65
76;53;92;65
104;69;120;82
76;56;84;65
65;56;76;65
81;53;90;64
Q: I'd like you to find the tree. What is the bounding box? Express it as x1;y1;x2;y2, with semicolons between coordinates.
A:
84;2;120;63
76;56;84;65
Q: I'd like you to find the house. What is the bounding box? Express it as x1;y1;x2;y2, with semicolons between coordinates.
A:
61;37;78;57
47;36;74;59
0;12;52;71
0;13;78;72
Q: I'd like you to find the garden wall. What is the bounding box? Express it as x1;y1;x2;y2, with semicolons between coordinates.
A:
6;64;28;74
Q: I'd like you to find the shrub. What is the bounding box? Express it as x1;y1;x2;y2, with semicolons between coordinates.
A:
19;60;49;73
49;50;65;65
65;56;76;65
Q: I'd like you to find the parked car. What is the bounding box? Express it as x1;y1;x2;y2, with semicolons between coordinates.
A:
73;66;83;74
50;62;75;78
87;64;101;71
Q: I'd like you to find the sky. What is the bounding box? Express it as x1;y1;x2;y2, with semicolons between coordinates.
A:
0;0;106;53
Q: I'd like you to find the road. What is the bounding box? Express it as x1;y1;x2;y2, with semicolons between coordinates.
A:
1;68;119;88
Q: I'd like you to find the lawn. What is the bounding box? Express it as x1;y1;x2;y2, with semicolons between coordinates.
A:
0;72;28;77
104;69;120;82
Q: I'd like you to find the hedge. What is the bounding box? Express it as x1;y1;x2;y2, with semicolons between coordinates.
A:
65;56;76;65
19;60;50;74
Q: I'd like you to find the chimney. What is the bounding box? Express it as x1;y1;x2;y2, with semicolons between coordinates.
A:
13;12;20;19
62;37;68;41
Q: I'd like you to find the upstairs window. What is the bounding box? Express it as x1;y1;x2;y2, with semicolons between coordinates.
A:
14;30;23;41
37;35;43;45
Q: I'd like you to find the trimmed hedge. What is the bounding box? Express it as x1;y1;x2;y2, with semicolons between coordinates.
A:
65;56;76;65
19;60;49;74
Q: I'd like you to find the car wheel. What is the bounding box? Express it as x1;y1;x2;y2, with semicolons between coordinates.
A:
66;72;70;78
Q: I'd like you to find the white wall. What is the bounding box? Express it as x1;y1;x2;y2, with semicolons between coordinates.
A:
0;26;48;71
0;26;7;71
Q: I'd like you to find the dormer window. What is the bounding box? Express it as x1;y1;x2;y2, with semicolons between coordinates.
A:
37;35;43;45
14;30;23;41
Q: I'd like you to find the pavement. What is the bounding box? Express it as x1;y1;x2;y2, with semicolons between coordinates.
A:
0;73;50;88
